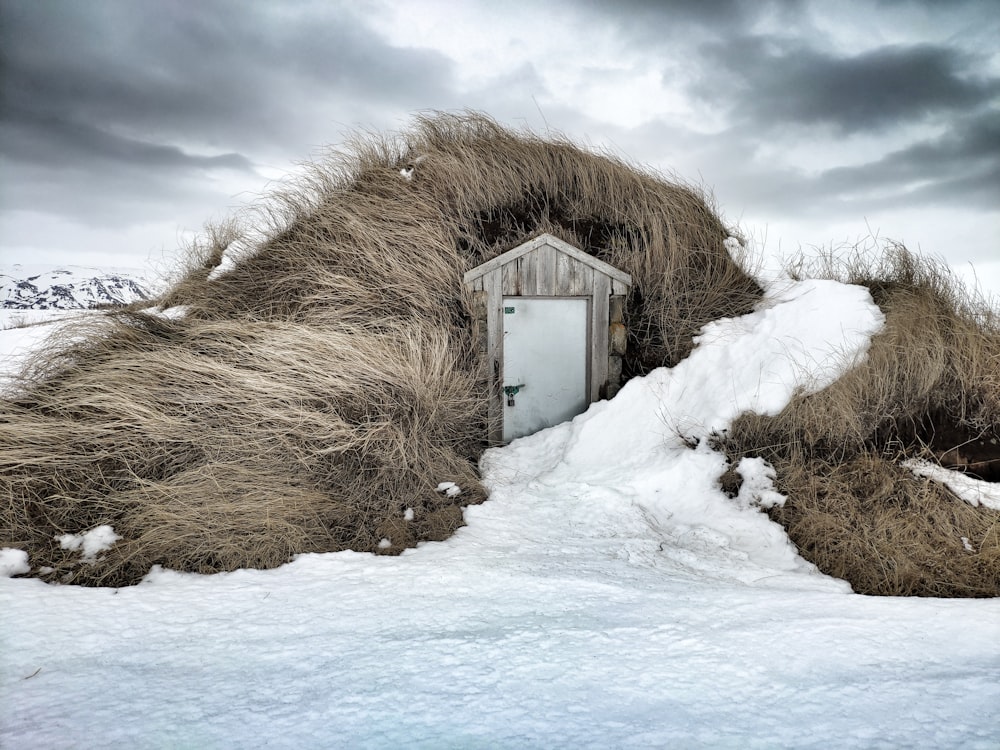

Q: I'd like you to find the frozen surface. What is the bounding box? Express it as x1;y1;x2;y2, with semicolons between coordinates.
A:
0;310;96;394
2;278;999;749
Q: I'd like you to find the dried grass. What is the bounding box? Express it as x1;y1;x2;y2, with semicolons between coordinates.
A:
720;240;1000;597
767;453;1000;597
2;112;759;585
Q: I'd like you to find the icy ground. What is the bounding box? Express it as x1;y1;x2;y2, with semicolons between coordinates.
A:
2;278;999;749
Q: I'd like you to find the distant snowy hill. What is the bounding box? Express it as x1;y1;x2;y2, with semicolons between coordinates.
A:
1;265;158;310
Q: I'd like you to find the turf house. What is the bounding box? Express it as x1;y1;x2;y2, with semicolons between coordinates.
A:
2;113;998;596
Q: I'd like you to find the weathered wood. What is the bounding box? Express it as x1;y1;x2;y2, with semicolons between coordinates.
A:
554;251;574;295
463;232;633;442
559;255;592;296
609;322;627;356
591;273;610;402
502;261;519;295
535;242;557;295
611;278;630;296
472;290;488;354
485;268;504;444
463;232;632;288
608;355;623;398
609;295;625;325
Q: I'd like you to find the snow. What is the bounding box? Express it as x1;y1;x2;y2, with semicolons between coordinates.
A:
2;276;999;748
0;262;165;394
56;526;122;564
436;481;463;497
735;456;787;509
0;310;95;395
0;549;30;578
207;235;264;281
125;303;189;321
1;264;156;309
904;458;1000;511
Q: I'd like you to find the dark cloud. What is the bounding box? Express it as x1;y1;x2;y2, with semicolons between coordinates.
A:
817;110;1000;209
0;0;464;242
1;0;996;271
0;0;457;162
685;107;1000;222
568;0;805;38
1;110;253;172
697;36;999;133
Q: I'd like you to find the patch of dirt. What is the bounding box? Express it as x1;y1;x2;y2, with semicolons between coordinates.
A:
904;411;1000;482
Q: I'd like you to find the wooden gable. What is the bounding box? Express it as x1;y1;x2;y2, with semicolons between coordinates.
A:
463;233;632;296
464;234;633;443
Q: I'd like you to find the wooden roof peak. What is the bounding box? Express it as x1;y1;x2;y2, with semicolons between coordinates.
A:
463;233;632;287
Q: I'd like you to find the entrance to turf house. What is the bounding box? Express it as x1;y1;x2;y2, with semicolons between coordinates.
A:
464;233;632;443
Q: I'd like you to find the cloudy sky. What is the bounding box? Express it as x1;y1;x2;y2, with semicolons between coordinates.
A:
2;0;998;291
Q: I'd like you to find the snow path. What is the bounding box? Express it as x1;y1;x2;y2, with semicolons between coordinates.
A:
3;279;999;748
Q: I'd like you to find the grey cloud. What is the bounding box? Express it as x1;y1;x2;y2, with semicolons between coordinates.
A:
567;0;805;38
609;101;1000;227
697;36;999;134
1;110;254;172
0;0;462;239
817;111;1000;209
0;0;457;161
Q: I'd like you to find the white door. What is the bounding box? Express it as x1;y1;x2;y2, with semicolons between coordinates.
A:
502;297;589;442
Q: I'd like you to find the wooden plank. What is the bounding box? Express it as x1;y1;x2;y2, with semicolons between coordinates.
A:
609;295;625;324
607;355;623;398
571;259;593;296
591;273;610;402
521;250;538;296
464;232;632;289
485;268;504;444
472;290;488;354
554;250;573;295
611;278;630;296
535;243;557;295
462;233;549;283
555;252;591;296
502;261;519;295
540;235;632;287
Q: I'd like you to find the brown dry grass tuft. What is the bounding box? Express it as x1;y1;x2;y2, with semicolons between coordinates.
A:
2;112;758;585
719;240;1000;597
767;453;1000;597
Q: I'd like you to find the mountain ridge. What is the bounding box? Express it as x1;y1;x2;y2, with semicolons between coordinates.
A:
1;265;156;310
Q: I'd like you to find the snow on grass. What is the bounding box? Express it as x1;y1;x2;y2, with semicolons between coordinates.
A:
904;459;1000;511
2;276;999;748
0;549;30;578
735;456;786;509
435;481;463;497
0;310;95;395
56;526;122;564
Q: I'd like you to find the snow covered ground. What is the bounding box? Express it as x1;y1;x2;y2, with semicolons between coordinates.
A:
0;309;94;394
2;277;999;749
